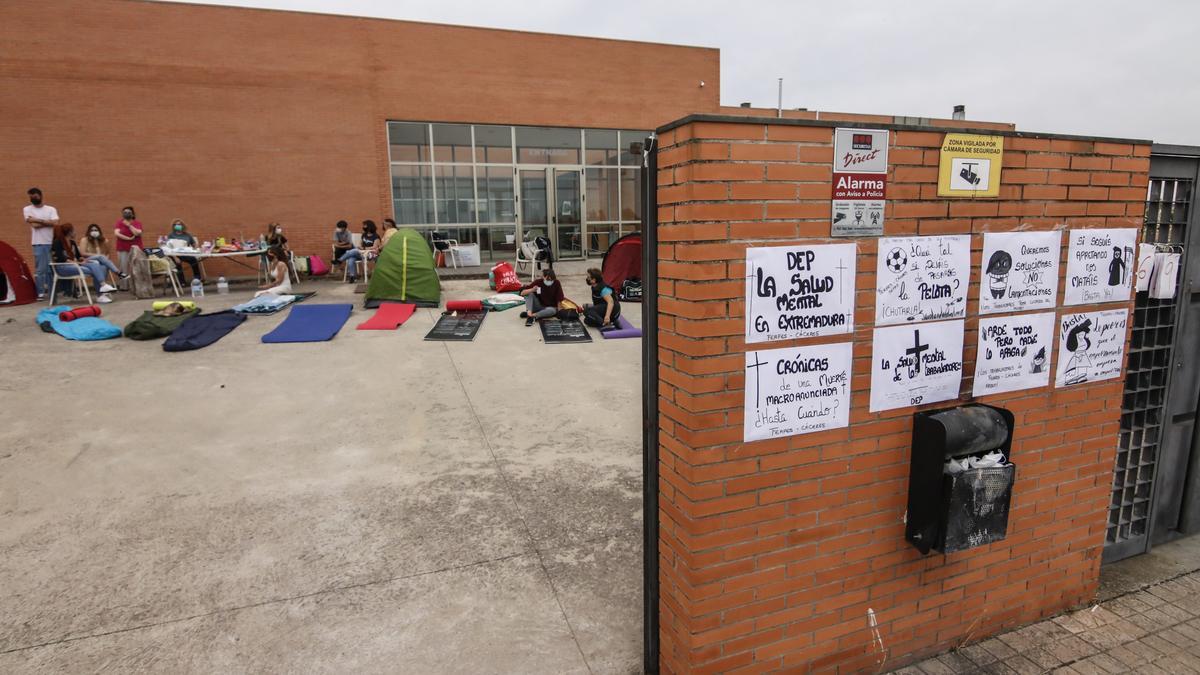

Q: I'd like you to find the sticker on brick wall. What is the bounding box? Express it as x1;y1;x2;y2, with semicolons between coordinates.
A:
972;312;1056;396
1064;228;1139;306
869;320;965;412
743;342;852;442
1055;309;1129;387
834;128;889;174
875;235;970;325
979;231;1063;315
832;129;888;237
744;244;857;343
937;133;1004;197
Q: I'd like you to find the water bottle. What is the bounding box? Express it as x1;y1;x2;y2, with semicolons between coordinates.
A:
191;278;204;298
217;277;229;295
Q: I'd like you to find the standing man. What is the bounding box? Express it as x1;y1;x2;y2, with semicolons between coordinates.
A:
23;187;59;299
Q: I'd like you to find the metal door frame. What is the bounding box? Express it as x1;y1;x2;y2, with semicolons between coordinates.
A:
515;165;587;261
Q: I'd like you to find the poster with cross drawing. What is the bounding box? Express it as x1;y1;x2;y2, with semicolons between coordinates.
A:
744;244;857;343
869;320;965;412
743;342;852;442
875;235;970;325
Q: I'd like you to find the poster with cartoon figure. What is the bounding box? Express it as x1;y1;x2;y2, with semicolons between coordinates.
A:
1064;228;1139;306
869;320;965;412
979;231;1062;314
875;235;970;325
972;312;1056;396
1055;309;1129;387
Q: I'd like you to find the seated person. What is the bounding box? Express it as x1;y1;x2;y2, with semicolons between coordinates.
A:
381;218;399;246
332;220;353;264
255;247;294;297
51;223;118;303
519;268;563;327
166;219;203;285
338;220;380;283
583;267;621;329
78;223;128;284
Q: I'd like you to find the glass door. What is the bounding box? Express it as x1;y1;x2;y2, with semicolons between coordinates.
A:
518;168;585;261
554;169;583;259
518;169;549;247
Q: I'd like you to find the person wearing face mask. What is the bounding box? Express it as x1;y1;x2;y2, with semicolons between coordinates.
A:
113;206;144;280
582;267;621;330
255;246;294;298
78;223;128;283
265;222;288;251
51;223;118;303
338;220;380;284
518;267;564;327
332;220;353;265
166;219;203;285
23;187;59;299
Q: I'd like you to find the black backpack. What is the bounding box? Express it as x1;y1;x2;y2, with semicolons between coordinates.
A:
620;278;643;302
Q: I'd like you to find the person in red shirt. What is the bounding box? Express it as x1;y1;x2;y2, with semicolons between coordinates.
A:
113;205;144;279
519;268;564;327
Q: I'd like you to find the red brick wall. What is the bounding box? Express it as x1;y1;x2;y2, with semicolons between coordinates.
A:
654;117;1149;673
0;0;718;273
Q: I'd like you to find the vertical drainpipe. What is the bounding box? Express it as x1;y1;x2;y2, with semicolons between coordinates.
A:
641;132;661;674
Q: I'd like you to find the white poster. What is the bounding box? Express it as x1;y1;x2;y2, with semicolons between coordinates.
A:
1064;228;1139;306
745;244;857;343
1056;309;1129;387
743;342;852;442
833;128;889;174
869;320;965;413
979;231;1062;314
972;312;1056;396
875;235;970;325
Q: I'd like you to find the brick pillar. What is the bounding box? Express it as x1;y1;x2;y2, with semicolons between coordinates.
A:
653;117;1150;672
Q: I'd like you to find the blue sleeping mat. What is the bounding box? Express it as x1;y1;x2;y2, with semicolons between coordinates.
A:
163;310;246;352
261;304;353;343
37;306;122;341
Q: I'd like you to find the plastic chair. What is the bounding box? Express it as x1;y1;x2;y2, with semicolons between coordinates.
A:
515;239;552;281
430;232;460;269
286;251;301;284
146;256;182;298
47;262;93;306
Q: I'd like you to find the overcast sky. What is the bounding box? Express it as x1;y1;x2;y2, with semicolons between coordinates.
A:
161;0;1200;145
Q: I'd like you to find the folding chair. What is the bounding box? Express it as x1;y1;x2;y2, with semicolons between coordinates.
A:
515;240;552;281
430;232;460;269
146;256;182;297
47;262;92;306
286;251;302;284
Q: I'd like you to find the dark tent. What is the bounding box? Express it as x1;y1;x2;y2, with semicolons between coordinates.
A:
601;231;641;298
364;228;441;308
0;240;37;306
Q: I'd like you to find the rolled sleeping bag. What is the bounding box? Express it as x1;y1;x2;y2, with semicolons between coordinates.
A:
445;299;483;312
59;305;102;322
152;300;197;311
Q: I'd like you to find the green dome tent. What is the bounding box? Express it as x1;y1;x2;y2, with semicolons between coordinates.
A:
364;228;441;308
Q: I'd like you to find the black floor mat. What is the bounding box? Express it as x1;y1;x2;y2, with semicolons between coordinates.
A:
539;318;592;344
424;310;486;341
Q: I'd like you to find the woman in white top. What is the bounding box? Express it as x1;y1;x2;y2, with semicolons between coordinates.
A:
254;246;294;297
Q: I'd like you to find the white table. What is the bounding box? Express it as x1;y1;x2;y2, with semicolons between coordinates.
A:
165;248;269;283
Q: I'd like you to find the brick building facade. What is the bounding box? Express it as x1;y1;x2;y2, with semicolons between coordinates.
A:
651;115;1149;672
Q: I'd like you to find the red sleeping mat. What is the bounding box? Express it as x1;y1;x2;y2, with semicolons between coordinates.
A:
356;302;417;330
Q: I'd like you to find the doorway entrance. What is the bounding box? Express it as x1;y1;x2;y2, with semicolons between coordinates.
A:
518;167;584;260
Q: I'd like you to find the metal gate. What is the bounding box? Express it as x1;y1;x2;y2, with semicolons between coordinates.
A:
1104;145;1200;563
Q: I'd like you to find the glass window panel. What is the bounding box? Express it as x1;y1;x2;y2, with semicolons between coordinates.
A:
587;223;618;257
481;224;518;259
391;164;433;224
474;125;514;164
620;168;644;221
516;126;581;165
620;130;648;166
585;129;619;166
478;166;516;224
435;165;476;224
388;122;430;163
431;123;473;163
586;168;619;222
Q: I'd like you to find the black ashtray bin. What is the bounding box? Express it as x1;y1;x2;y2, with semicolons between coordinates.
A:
906;404;1016;555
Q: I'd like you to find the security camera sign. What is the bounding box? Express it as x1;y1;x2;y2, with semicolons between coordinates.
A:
979;231;1063;314
937;133;1004;198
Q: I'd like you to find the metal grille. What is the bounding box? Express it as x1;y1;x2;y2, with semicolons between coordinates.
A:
1108;179;1193;546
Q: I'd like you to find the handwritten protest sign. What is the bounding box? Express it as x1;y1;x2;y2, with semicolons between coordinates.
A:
1064;228;1138;306
744;244;856;343
869;320;965;412
972;312;1055;396
1055;309;1129;387
979;231;1062;314
744;342;852;442
875;235;969;325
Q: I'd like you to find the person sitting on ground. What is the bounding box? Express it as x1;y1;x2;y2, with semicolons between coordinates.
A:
113;206;144;279
381;218;399;246
338;220;380;283
582;267;621;330
78;223;129;285
332;220;353;265
254;247;294;297
519;267;564;327
166;219;203;285
51;223;118;303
